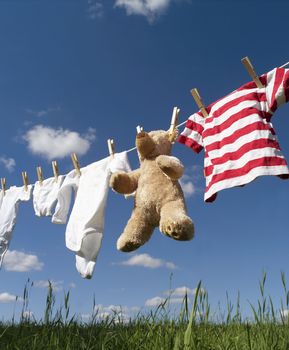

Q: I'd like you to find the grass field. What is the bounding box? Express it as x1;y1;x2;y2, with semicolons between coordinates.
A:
2;274;289;349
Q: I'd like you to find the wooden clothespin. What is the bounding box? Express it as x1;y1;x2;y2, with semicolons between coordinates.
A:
52;160;59;181
22;171;29;191
191;88;209;117
136;126;144;134
36;166;44;185
169;107;180;134
107;139;115;158
241;56;264;88
1;178;6;195
168;107;180;143
71;153;81;176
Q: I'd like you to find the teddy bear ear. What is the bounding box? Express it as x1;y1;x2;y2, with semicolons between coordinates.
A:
167;128;179;144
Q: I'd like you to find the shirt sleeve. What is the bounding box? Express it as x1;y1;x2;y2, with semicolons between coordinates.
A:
266;68;289;113
178;112;204;153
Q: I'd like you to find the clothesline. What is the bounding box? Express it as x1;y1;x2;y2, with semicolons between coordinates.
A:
126;119;187;154
0;60;289;279
126;60;289;154
0;58;288;188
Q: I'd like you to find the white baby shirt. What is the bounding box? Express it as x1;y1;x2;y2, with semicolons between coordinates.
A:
0;185;32;267
53;152;131;279
33;176;65;217
52;170;80;225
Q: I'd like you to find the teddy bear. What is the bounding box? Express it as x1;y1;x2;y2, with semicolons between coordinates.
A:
109;129;194;252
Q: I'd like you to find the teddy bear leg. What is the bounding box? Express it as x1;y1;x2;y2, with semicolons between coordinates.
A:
159;200;194;241
117;208;155;252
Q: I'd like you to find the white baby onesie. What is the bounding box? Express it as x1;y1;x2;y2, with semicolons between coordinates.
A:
52;171;79;224
53;152;131;279
33;176;65;217
0;185;32;267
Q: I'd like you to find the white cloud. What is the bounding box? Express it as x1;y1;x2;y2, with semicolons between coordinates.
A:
0;292;23;303
130;306;141;312
92;304;139;322
164;286;199;297
180;178;195;197
120;253;177;269
115;0;171;22
166;261;178;269
22;310;34;319
170;297;188;304
0;156;16;172
2;250;43;272
34;280;63;292
81;313;91;321
23;125;96;160
107;305;123;313
145;296;166;307
281;309;289;318
180;165;204;197
146;285;206;307
87;0;104;19
84;127;97;142
94;304;140;314
144;295;187;307
26;106;61;118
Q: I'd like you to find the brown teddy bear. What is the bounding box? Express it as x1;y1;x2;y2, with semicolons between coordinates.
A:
110;130;194;252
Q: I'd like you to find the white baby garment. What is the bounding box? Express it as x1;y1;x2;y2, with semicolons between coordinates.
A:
0;185;32;267
53;152;131;279
33;176;65;217
52;171;79;224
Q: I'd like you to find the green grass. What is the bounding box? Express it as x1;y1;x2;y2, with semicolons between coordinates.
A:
2;274;289;349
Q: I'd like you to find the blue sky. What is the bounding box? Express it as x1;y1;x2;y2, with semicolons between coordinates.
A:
1;0;289;322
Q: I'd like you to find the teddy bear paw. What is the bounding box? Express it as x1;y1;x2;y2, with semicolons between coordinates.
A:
110;173;123;191
160;216;194;241
110;172;132;194
117;235;142;252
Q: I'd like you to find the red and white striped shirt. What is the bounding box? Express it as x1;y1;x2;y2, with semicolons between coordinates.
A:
178;68;289;202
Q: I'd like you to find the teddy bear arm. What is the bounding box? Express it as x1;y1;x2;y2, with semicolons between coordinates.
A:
110;169;140;194
156;155;184;180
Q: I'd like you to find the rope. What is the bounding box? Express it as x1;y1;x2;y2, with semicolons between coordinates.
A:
281;62;289;68
1;60;288;183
